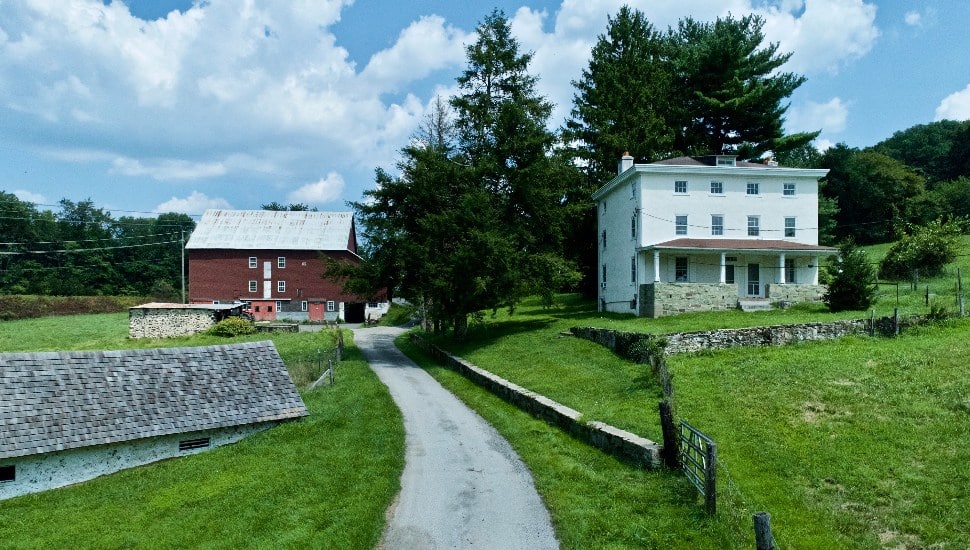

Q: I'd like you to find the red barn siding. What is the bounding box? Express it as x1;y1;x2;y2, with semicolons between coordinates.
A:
188;249;359;307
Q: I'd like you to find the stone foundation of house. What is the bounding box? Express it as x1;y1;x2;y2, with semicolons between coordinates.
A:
766;283;827;306
639;282;737;318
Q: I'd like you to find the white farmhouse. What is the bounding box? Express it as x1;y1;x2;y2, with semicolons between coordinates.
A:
593;154;835;317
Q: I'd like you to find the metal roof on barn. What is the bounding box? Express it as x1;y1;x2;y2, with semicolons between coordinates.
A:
0;341;308;460
185;209;355;251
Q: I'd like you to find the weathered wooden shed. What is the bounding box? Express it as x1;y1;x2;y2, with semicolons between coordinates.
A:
0;341;307;500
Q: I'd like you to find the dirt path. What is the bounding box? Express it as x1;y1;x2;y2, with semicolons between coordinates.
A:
353;326;558;550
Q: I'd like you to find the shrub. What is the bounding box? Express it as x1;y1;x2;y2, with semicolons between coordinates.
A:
207;316;256;337
879;218;961;280
824;242;877;312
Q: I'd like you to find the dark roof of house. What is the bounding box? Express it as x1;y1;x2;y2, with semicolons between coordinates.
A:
650;155;771;168
649;238;837;252
0;341;308;460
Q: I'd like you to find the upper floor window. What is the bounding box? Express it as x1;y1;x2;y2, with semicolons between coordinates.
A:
711;215;724;236
674;180;688;194
631;215;637;239
746;182;760;195
785;217;796;238
248;280;257;293
248;256;257;268
747;216;760;236
675;215;688;235
710;181;723;194
277;256;286;268
783;183;796;196
277;280;286;293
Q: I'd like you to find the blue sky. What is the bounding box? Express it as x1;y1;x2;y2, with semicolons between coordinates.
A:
1;0;968;220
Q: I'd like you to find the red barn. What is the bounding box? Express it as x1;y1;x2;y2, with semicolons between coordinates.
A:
186;209;367;323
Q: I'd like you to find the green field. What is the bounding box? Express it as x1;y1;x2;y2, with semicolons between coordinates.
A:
0;315;405;549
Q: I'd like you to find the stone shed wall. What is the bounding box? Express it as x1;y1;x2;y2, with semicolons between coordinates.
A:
0;423;274;501
129;309;216;338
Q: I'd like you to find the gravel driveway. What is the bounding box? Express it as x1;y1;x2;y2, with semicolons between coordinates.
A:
353;326;558;550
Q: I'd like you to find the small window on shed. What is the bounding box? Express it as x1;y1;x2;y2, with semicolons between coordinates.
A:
178;438;211;451
326;301;336;312
0;465;14;482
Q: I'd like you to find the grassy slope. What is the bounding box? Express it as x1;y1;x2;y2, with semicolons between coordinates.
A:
409;239;970;548
0;315;404;549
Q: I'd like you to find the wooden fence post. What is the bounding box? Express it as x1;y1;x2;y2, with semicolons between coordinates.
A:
894;307;899;337
958;268;965;317
659;401;679;469
704;441;717;515
754;511;775;550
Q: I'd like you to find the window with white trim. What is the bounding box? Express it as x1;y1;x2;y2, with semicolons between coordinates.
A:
711;215;724;236
248;280;257;293
277;280;286;293
675;215;688;235
674;180;688;194
248;256;257;268
710;181;723;194
326;300;336;312
785;217;796;238
747;216;760;236
747;182;760;195
675;257;688;282
276;300;282;311
783;183;796;196
301;300;308;311
277;256;286;268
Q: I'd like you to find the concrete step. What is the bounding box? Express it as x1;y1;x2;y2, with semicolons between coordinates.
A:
738;299;772;312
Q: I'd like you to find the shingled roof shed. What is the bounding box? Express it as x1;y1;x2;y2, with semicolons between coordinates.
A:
0;341;308;500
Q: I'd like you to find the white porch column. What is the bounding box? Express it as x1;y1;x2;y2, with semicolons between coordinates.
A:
653;250;661;282
813;255;820;285
719;252;726;284
778;253;786;284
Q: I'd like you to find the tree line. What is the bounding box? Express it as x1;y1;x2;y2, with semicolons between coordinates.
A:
334;7;822;338
0;192;194;299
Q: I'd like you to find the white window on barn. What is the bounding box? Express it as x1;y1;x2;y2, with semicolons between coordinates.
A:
248;256;257;268
326;301;336;312
277;256;286;268
675;215;688;236
277;280;286;293
276;300;282;311
785;217;796;238
248;280;257;293
301;300;308;311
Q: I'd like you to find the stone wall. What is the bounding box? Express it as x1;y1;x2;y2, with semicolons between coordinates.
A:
0;423;276;500
410;334;662;469
640;282;738;318
129;308;216;338
766;283;827;305
572;315;924;359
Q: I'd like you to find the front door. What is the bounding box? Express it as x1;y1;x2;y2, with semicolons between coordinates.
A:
747;264;760;296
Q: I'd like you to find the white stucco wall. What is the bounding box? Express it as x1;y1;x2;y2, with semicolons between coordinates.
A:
0;423;278;501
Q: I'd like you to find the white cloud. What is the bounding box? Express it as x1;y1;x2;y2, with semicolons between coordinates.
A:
13;189;47;204
287;172;346;205
787;97;849;134
110;157;227;181
155;191;233;215
904;11;921;27
935;84;970;121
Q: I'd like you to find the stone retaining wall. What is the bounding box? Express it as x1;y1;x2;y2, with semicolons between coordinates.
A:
765;283;827;305
409;334;662;469
129;308;216;338
572;315;924;360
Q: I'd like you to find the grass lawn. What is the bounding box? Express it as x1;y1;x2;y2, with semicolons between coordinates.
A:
0;314;405;549
406;240;970;548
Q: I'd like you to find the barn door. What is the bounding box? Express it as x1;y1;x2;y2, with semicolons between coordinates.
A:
263;261;272;279
263;280;272;299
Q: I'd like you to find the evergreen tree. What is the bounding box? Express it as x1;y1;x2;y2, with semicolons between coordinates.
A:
823;242;877;312
666;14;817;159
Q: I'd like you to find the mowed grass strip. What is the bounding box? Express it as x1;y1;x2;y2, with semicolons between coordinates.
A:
0;317;405;550
396;335;738;550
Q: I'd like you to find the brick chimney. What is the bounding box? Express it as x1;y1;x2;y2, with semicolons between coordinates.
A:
618;152;634;174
